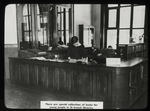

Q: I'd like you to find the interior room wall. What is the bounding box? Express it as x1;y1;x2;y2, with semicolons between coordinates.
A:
74;4;102;49
5;4;18;80
74;4;92;37
5;4;17;44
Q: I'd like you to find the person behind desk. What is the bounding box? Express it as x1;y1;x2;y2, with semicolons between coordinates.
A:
58;37;64;45
87;43;101;61
96;45;117;63
100;45;116;57
67;36;86;60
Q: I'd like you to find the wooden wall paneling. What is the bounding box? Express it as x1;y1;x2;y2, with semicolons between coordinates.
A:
89;72;93;96
9;61;12;82
20;63;29;84
37;65;43;86
82;71;93;96
107;73;112;101
48;66;54;89
18;63;21;83
58;68;63;91
20;63;24;83
143;61;148;77
142;77;147;92
129;61;147;105
111;68;129;108
78;70;83;95
27;64;29;84
63;68;68;92
32;64;37;85
92;72;97;99
70;69;78;94
42;66;48;88
53;67;59;90
82;71;88;95
66;68;71;93
24;64;29;84
37;65;48;88
29;64;35;85
17;63;21;83
35;65;38;86
129;88;136;104
96;74;108;100
129;67;137;104
14;63;19;83
9;62;15;83
59;68;67;92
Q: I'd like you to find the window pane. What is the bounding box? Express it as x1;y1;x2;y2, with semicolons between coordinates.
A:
66;31;69;44
57;14;60;30
28;4;31;15
23;4;28;15
119;30;130;44
43;29;47;44
132;29;144;43
133;6;145;28
29;16;31;30
61;31;64;42
58;31;61;37
66;12;69;30
61;13;64;30
37;15;41;30
83;29;89;46
108;4;118;7
119;7;131;28
58;7;60;12
120;4;131;6
107;30;117;49
38;30;43;44
108;9;117;27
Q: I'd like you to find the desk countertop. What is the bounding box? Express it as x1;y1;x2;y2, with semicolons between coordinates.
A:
9;57;148;68
106;57;147;67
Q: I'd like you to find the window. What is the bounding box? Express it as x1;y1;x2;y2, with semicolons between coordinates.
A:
22;4;32;43
105;4;146;49
57;6;70;45
37;4;51;46
21;4;73;49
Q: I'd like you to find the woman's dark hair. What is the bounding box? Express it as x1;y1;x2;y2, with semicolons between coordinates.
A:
71;36;78;44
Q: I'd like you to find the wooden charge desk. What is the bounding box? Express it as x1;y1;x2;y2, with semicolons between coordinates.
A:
9;57;148;109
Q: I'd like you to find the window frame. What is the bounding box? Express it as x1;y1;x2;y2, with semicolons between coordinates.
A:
57;6;71;45
105;4;146;49
22;4;32;45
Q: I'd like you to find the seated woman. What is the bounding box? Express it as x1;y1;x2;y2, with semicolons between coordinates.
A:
67;36;87;62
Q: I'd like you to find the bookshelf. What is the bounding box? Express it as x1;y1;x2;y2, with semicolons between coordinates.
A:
117;43;148;60
79;24;95;47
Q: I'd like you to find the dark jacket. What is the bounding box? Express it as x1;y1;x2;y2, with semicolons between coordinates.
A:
101;49;116;57
67;44;86;59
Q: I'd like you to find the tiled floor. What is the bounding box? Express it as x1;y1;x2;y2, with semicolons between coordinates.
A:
4;79;147;109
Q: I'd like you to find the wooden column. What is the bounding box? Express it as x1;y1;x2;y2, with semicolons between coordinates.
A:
16;4;24;50
69;4;74;42
30;4;38;49
52;5;58;46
